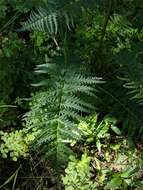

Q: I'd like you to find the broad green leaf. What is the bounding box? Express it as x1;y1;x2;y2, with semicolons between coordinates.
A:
111;125;122;135
105;176;122;189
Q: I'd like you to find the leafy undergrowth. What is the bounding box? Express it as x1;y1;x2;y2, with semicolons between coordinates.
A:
62;114;143;190
1;114;142;190
0;1;143;189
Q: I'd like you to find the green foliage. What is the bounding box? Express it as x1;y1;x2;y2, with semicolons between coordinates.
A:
0;32;36;127
75;12;140;64
25;61;102;169
0;0;46;15
22;0;97;37
0;102;19;128
0;33;23;58
62;147;143;189
0;128;40;161
67;114;143;190
30;31;59;57
76;114;120;152
106;14;138;53
0;1;143;189
62;153;97;190
7;0;42;13
74;5;143;137
95;138;143;189
75;10;102;63
0;0;7;18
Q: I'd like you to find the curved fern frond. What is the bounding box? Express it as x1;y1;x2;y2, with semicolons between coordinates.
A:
22;0;97;36
119;55;143;105
23;7;59;35
121;77;143;104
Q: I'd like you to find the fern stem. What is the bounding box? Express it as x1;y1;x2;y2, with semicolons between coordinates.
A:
0;11;20;35
53;37;60;50
56;78;65;189
98;0;113;52
63;30;68;66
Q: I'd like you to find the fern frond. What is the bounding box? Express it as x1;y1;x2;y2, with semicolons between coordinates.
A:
22;0;97;36
121;77;143;104
22;2;74;36
118;53;143;105
108;14;137;38
25;62;102;169
22;7;58;35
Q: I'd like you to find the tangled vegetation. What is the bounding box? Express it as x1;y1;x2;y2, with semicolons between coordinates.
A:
0;0;143;189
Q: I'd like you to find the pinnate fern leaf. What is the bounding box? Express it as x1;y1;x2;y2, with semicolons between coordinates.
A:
25;62;103;169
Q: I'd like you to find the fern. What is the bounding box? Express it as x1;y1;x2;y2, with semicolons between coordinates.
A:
23;7;59;36
22;0;97;36
117;50;143;105
121;78;143;104
106;14;138;53
24;61;103;170
119;73;143;137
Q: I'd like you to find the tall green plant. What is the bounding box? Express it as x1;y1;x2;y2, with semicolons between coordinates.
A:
24;60;103;171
